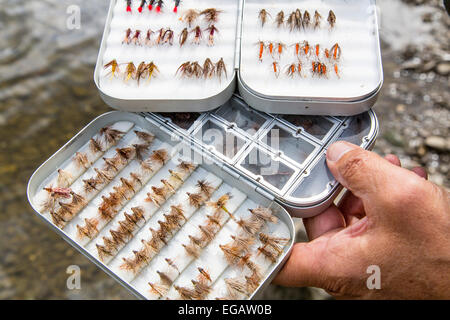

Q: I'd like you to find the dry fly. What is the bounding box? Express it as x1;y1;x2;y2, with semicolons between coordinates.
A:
197;180;214;197
225;278;248;297
203;58;215;78
77;218;99;239
231;234;254;253
201;8;222;24
191;26;202;44
150;149;169;165
237;217;263;236
100;126;125;145
74;152;89;169
179;27;189;47
198;267;212;283
148;282;168;297
136;62;149;86
156;28;165;45
104;59;120;79
295;9;302;30
165;258;180;274
328;10;336;28
123;28;132;45
89;137;104;153
94;167;114;184
258;9;270;27
198;224;216;242
219;243;242;265
287;11;296;31
272;61;280;78
169;169;183;182
259;233;289;254
57;169;72;188
216;58;227;81
133;143;150;160
187;192;204;208
174;285;199;300
83;177;100;193
182;243;201;258
135;130;155;144
257;246;279;263
145;29;154;46
124;62;136;82
192;279;211;299
183;9;200;27
330;43;342;60
249;207;277;223
245;272;261;293
207;193;232;216
131;30;142;45
314;10;322;29
275;11;284;28
103;156;120;172
162;28;174;45
205;25;218;46
238;253;261;276
161;179;175;192
303;10;311;29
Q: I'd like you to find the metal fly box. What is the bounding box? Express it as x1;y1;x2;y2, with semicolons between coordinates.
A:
95;0;383;116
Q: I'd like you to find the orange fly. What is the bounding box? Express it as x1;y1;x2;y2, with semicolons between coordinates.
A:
272;62;280;78
268;42;274;56
302;41;310;56
258;41;265;61
331;43;341;60
315;44;320;57
334;64;340;78
277;42;286;56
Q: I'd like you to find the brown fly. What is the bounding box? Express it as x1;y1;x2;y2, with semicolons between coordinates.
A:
183;9;200;27
328;10;336;28
182;243;201;258
100;126;125;145
123;28;132;45
330;43;342;60
225;278;248;297
131;30;142;45
155;28;165;45
57;169;72;188
258;9;270;27
219;243;242;265
135;130;155;144
192;279;211;299
237;217;263;236
150;148;169;165
179;27;189;47
165;258;180;274
303;10;311;29
144;29;154;46
249;207;277;223
275;11;284;28
162;28;174;45
74;152;89;169
287;11;296;31
77;218;99;239
203;58;215;78
174;285;199;300
259;233;289;254
205;25;218;46
200;8;222;24
136;62;149;86
197;180;214;197
187;192;203;208
191;26;202;45
314;10;322;29
124;62;137;82
216;58;227;81
295;9;302;30
104;59;120;79
231;234;255;253
257;246;278;263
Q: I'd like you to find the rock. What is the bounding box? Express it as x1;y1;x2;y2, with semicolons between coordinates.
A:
425;136;450;152
436;62;450;76
384;130;405;147
396;104;406;113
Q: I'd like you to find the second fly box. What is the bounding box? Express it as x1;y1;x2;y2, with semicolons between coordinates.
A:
95;0;383;116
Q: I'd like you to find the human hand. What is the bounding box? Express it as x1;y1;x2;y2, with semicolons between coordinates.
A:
274;141;450;299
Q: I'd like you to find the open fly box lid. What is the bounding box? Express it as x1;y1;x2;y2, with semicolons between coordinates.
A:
94;0;383;116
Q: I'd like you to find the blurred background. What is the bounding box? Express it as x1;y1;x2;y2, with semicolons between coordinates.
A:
0;0;448;299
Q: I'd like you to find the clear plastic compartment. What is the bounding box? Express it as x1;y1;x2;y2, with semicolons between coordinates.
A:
260;122;319;168
280;115;338;142
213;99;270;137
193;118;248;161
155;112;203;132
331;112;374;147
238;144;298;192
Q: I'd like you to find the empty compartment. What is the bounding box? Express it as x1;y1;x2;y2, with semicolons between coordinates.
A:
215;99;268;135
262;124;318;167
194;119;247;160
156;113;202;131
281;115;335;140
239;146;296;192
290;154;335;202
334;112;374;147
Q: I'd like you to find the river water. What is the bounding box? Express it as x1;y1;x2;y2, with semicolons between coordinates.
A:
0;0;448;299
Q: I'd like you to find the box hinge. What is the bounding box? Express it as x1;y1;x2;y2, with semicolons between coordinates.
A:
221;164;240;180
234;0;244;70
255;187;276;201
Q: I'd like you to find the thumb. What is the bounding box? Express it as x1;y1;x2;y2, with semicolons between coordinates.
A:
326;142;417;205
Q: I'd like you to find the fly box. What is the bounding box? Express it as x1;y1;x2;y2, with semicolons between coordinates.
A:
95;0;383;116
27;95;378;300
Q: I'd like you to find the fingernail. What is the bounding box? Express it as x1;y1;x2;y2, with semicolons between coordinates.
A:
327;142;356;162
